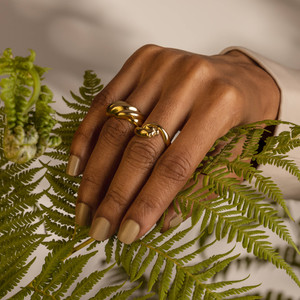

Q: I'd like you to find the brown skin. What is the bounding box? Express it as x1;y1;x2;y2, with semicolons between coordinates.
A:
67;44;280;243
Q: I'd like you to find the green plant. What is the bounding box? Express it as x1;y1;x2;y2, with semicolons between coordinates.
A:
1;49;300;299
0;48;61;163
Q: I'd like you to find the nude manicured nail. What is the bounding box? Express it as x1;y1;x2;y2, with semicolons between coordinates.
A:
75;203;92;226
89;217;111;241
169;214;183;228
118;219;140;244
66;155;81;176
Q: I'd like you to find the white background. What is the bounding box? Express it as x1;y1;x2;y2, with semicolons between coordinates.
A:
1;0;300;298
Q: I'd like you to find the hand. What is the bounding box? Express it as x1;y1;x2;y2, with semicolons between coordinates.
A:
66;44;280;244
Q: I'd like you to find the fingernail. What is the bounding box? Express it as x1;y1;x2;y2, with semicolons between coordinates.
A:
66;155;81;176
169;214;183;228
89;217;111;241
75;203;92;226
118;219;140;244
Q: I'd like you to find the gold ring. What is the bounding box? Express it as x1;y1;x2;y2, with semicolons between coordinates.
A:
106;101;144;127
134;123;171;146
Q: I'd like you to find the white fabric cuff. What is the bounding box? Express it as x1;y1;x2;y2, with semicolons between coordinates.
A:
220;46;300;200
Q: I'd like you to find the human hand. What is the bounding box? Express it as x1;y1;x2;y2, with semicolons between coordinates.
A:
66;45;280;244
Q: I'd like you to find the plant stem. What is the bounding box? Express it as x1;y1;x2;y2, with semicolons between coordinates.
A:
66;237;94;259
23;67;40;115
27;281;57;300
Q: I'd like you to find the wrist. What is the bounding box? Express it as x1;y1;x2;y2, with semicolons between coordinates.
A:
225;50;281;121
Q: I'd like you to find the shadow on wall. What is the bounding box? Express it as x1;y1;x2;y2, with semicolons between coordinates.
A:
269;0;300;67
0;0;134;91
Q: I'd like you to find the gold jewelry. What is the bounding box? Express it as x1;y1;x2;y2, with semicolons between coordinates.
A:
134;123;171;146
106;101;144;127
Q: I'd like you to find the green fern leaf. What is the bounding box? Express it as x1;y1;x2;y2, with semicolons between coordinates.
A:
255;154;300;181
0;238;43;298
90;282;125;300
67;263;115;300
110;282;143;300
32;240;76;290
50;251;97;298
133;292;157;300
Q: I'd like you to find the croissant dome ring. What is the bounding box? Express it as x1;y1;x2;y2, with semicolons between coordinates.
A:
106;101;144;127
134;123;171;147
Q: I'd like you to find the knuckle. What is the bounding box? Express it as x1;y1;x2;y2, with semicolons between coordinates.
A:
101;118;132;147
126;44;163;66
104;188;129;211
193;58;215;77
210;79;244;129
220;82;241;104
179;55;215;82
82;172;101;187
91;88;115;112
137;44;162;55
125;139;159;170
217;80;243;115
137;194;162;215
156;152;192;183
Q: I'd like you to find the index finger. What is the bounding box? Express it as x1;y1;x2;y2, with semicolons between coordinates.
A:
65;56;143;176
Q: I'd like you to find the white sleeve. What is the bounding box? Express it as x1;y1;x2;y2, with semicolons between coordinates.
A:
221;47;300;200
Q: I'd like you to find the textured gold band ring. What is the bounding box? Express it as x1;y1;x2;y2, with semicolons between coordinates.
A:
134;123;171;147
106;101;144;127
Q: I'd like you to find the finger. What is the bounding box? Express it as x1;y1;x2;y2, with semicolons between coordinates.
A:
65;53;146;177
87;83;195;241
74;80;162;226
161;132;250;232
117;105;231;244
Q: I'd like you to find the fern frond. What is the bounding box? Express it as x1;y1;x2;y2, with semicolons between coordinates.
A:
45;172;78;202
209;284;261;299
42;204;74;227
44;216;75;239
105;236;116;263
31;242;73;283
1;224;45;255
89;282;125;300
48;251;97;297
0;210;42;233
240;128;265;159
45;150;69;161
262;127;300;155
227;159;290;209
116;221;261;299
0;237;44;298
193;198;300;287
42;161;81;184
133;292;157;300
255;153;300;181
0;186;43;218
66;263;115;300
62;96;90;112
45;191;75;215
0;258;36;298
110;282;143;300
